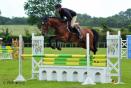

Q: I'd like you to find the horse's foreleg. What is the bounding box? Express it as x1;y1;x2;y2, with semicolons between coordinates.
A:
55;36;68;51
56;39;61;50
48;36;56;49
48;36;62;50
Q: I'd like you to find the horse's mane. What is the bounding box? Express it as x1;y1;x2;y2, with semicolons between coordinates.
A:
49;17;65;23
42;16;65;23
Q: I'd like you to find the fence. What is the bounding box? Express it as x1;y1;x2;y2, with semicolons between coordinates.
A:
5;42;106;48
22;42;106;48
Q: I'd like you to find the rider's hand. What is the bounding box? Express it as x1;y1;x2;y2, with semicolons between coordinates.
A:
63;19;68;22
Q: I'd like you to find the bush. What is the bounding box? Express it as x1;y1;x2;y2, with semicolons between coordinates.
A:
127;24;131;32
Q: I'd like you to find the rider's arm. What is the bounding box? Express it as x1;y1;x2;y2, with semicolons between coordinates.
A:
60;14;64;20
62;9;72;21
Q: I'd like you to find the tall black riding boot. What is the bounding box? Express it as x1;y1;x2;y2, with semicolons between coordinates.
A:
69;26;82;40
75;27;82;40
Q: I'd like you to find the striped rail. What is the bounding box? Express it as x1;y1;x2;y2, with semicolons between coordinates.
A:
21;54;107;67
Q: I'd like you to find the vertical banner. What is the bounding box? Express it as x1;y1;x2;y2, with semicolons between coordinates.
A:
127;35;131;59
32;33;44;56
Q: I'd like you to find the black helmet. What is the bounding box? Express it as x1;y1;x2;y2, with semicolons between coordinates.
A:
55;4;62;9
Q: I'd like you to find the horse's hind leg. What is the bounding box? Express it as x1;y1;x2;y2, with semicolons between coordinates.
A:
89;37;97;54
90;45;96;54
80;41;96;54
93;43;98;54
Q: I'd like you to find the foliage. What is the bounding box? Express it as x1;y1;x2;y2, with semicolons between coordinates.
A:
24;29;31;37
101;23;110;32
0;16;11;25
77;8;131;28
0;16;28;25
127;24;131;32
0;28;12;45
27;15;40;25
11;17;28;25
24;0;62;24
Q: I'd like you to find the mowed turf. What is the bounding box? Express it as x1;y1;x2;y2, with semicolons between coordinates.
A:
0;48;131;88
0;25;40;36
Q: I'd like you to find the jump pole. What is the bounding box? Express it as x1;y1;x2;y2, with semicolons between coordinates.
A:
14;35;26;82
82;33;95;85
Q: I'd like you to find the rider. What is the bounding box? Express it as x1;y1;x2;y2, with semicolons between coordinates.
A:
55;4;82;39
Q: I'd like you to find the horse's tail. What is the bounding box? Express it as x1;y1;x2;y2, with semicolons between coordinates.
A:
91;29;99;54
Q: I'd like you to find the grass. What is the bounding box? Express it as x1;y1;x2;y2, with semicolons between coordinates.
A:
0;25;130;87
0;48;131;88
0;25;40;36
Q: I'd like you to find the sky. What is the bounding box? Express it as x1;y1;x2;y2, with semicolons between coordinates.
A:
0;0;131;18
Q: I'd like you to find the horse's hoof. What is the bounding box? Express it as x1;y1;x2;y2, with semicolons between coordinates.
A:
51;46;56;49
57;47;62;51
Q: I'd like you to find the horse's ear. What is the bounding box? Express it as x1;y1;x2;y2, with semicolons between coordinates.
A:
42;15;49;20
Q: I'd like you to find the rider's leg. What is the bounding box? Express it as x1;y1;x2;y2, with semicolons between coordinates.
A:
68;16;77;32
68;23;73;31
74;27;82;39
71;16;77;27
71;16;82;39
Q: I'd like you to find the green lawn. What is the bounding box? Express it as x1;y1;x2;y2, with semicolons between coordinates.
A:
0;25;40;36
0;48;131;88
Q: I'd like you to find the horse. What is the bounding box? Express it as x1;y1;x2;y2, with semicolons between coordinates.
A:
41;17;99;54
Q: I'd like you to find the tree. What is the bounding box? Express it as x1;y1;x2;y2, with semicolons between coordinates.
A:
125;9;131;19
0;10;1;15
11;17;28;25
101;23;111;32
24;0;61;24
127;24;131;32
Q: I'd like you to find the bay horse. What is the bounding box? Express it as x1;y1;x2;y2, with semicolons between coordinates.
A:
41;17;99;54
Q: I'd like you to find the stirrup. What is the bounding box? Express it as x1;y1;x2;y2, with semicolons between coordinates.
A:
79;35;83;41
79;35;82;39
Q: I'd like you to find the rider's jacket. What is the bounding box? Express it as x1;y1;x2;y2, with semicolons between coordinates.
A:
58;8;76;22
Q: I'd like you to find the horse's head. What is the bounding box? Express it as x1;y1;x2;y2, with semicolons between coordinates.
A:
41;16;65;36
41;16;50;36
